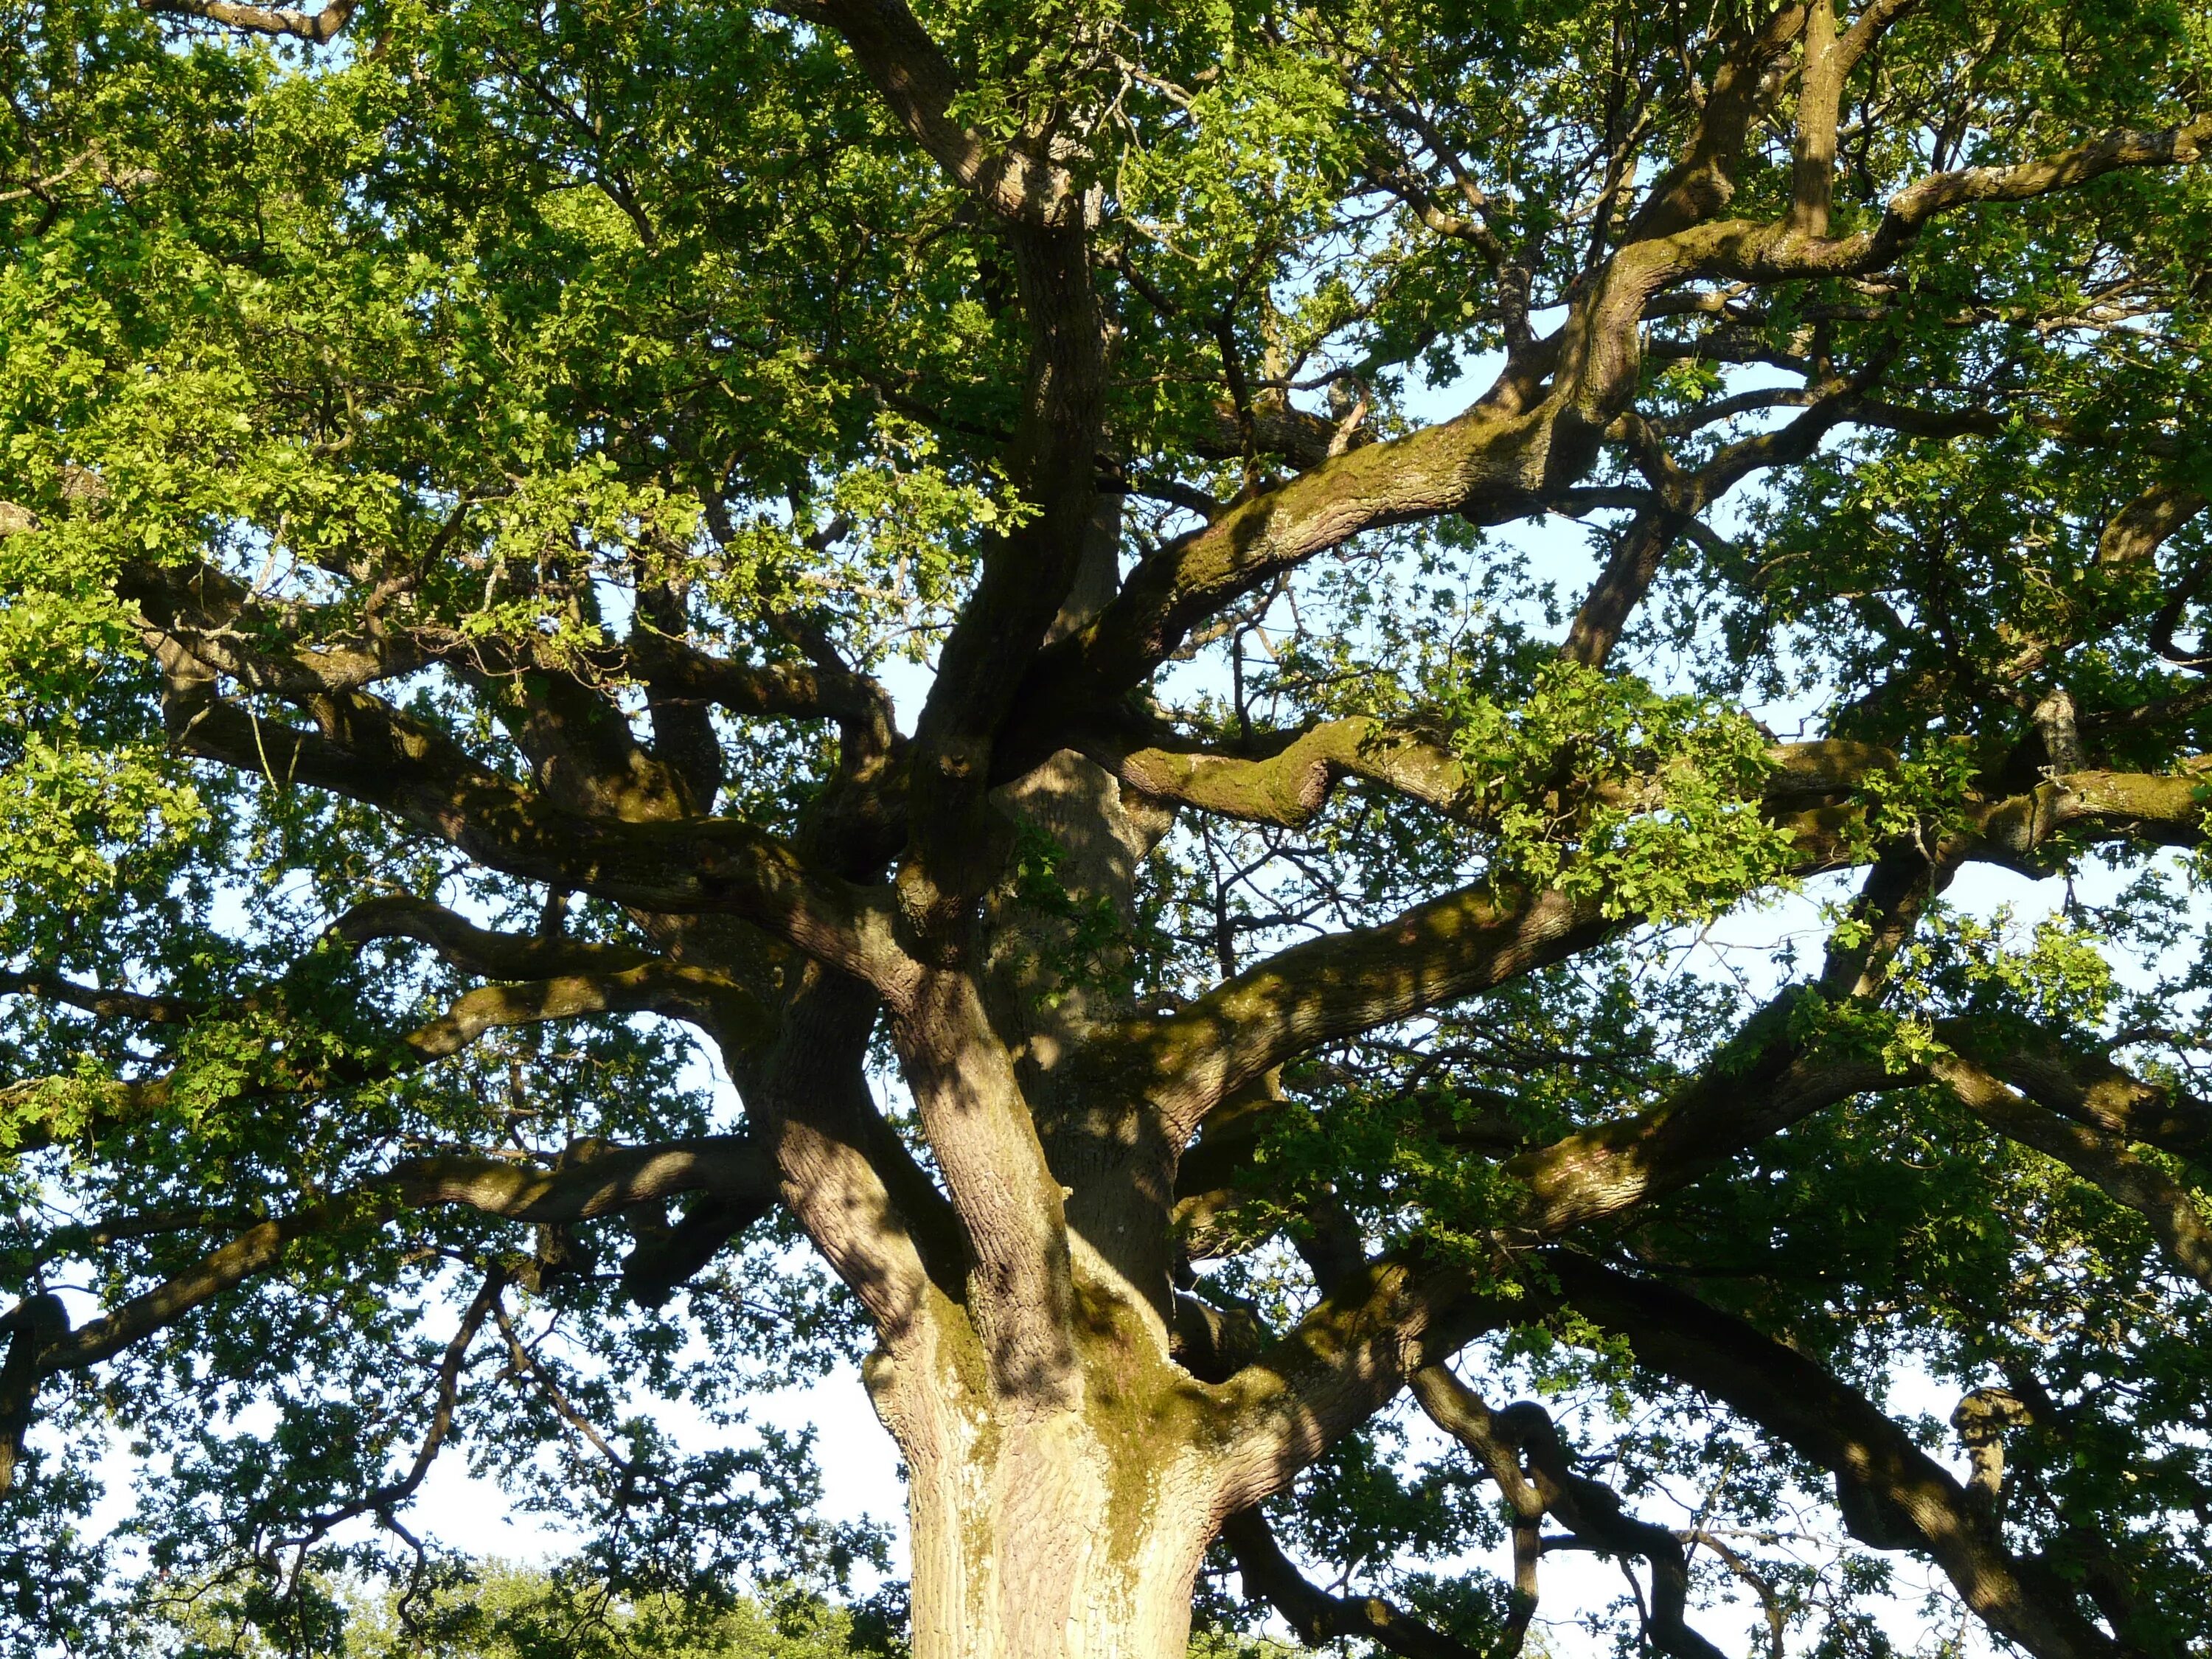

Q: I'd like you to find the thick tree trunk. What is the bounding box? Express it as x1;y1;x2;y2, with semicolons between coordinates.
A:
865;1291;1222;1659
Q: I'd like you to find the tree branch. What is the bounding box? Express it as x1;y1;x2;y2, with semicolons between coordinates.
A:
1221;1505;1489;1659
1107;884;1613;1147
1499;1018;1892;1239
272;1266;509;1547
18;1135;777;1394
1938;1018;2212;1164
0;969;206;1026
157;689;910;993
1930;1052;2212;1292
332;894;656;980
1211;1251;1507;1517
1548;1252;2128;1659
812;0;1070;225
142;0;356;43
1413;1366;1729;1659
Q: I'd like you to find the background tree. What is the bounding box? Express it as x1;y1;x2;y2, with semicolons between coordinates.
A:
2;0;2210;1655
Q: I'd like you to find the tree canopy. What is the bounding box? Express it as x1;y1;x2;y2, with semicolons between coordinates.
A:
2;0;2211;1654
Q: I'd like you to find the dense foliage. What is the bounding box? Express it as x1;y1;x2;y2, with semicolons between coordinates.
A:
2;0;2210;1655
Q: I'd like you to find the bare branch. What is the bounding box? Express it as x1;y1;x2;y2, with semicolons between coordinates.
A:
275;1267;509;1545
142;0;356;43
332;895;655;980
0;969;206;1026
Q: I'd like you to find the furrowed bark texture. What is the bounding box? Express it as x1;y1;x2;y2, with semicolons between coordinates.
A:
862;1279;1225;1659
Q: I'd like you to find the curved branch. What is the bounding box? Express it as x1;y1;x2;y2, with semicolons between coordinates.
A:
382;1135;777;1225
332;895;655;980
1413;1367;1728;1659
813;0;1069;224
1938;1018;2212;1164
400;962;765;1059
0;969;206;1026
25;1135;778;1380
132;569;910;989
636;633;900;753
1008;395;1560;740
274;1266;509;1548
1108;883;1613;1147
1221;1506;1489;1659
1;959;765;1158
1681;111;2212;285
1547;1252;2127;1659
142;0;355;43
1930;1052;2212;1292
159;689;910;993
1500;1015;1893;1239
1211;1251;1507;1517
1084;714;1890;838
1009;103;2211;753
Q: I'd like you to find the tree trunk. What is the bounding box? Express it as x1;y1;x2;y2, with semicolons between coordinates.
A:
864;1289;1222;1659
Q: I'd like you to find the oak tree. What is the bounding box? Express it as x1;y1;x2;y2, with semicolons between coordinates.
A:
3;0;2211;1654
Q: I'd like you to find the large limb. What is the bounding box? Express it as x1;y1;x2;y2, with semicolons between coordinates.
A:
153;686;908;988
816;0;1107;933
1006;394;1565;744
0;969;204;1025
890;967;1080;1400
1178;995;1896;1265
142;0;355;42
1210;1251;1506;1517
812;0;1065;225
1181;1013;1906;1526
1683;111;2212;288
1102;883;1613;1147
1929;1053;2212;1293
1087;720;2212;883
126;558;899;835
1621;3;1815;241
636;631;901;761
1937;1018;2212;1163
1;950;763;1156
1075;712;1884;844
134;570;910;987
132;554;695;826
1562;378;1882;668
0;1133;782;1491
331;894;657;980
1014;104;2212;749
1;934;945;1347
1547;1252;2129;1659
741;970;961;1348
1498;1015;1892;1239
1134;745;2208;1243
